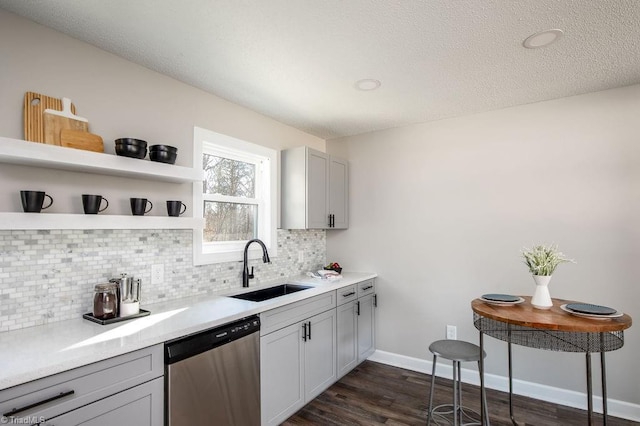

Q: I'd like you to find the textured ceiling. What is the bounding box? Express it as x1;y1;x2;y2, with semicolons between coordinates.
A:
2;0;640;139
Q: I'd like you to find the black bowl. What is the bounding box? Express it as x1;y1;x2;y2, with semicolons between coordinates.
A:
115;143;147;159
150;149;177;164
150;144;177;153
115;138;147;147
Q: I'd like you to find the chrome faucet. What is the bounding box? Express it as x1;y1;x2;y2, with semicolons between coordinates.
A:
242;238;271;287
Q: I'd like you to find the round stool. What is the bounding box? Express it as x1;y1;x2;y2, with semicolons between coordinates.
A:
427;340;489;426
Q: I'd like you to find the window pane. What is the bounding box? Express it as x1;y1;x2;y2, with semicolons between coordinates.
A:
204;201;257;242
203;154;256;197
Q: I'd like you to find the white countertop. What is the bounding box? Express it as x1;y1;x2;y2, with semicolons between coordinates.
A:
0;272;376;391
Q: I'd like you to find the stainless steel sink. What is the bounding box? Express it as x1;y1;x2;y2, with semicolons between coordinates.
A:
229;284;312;302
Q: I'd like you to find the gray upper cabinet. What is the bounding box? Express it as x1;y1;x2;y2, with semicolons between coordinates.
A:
328;156;348;229
281;146;348;229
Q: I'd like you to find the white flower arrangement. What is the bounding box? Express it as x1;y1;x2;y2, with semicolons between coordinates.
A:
522;244;575;276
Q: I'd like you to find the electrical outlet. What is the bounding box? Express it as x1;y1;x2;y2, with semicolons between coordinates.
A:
298;250;304;263
446;325;457;340
151;264;164;285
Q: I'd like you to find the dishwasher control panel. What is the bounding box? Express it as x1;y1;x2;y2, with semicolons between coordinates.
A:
165;315;260;364
231;318;260;334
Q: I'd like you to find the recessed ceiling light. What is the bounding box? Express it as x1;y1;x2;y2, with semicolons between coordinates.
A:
523;29;564;49
355;79;381;91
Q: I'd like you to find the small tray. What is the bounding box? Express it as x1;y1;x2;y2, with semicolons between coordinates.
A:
83;309;150;325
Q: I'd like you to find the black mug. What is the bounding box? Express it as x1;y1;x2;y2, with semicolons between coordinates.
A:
166;200;186;217
130;198;153;216
82;194;109;214
20;190;53;213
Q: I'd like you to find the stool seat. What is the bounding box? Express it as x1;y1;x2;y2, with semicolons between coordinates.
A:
429;339;486;362
427;339;489;426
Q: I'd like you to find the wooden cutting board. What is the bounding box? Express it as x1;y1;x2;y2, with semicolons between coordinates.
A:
23;92;77;143
60;129;104;152
43;98;88;145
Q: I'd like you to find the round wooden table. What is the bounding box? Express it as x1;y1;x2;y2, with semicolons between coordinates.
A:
471;296;632;426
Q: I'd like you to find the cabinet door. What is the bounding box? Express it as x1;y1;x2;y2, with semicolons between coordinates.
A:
304;309;337;401
261;322;305;426
329;156;348;229
336;300;358;378
306;149;330;229
43;377;163;426
0;345;163;423
357;294;376;362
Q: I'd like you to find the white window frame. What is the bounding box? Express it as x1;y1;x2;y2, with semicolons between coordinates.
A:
193;126;278;265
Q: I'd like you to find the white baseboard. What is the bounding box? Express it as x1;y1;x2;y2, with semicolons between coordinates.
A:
368;349;640;422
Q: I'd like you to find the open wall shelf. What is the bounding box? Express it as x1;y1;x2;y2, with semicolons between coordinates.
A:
0;136;203;183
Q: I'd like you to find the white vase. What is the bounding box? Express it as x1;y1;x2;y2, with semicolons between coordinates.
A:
531;275;553;309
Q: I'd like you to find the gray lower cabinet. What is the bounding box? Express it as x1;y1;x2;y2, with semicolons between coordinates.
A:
336;300;358;377
0;345;163;426
336;280;377;378
260;296;337;426
260;321;304;426
336;284;358;378
302;309;337;401
42;378;163;426
357;292;376;362
357;280;376;362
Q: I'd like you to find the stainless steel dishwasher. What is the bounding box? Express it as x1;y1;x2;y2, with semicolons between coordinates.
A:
165;315;260;425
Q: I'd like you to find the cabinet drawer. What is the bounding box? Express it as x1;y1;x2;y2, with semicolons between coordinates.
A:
357;279;375;298
43;377;163;426
0;345;163;423
336;285;357;306
260;292;336;336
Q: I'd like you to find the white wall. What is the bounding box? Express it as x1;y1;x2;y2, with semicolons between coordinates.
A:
0;9;324;215
327;85;640;405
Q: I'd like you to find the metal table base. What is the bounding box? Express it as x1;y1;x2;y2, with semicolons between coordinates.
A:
474;313;624;426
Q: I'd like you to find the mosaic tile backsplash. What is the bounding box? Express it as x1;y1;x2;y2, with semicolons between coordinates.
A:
0;229;326;332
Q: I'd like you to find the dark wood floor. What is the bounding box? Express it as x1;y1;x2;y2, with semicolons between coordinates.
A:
283;360;636;426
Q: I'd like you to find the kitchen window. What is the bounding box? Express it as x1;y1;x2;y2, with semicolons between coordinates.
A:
193;127;277;265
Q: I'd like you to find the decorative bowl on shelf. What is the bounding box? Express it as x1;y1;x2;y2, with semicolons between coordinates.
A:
115;138;147;159
149;144;177;164
149;144;177;153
